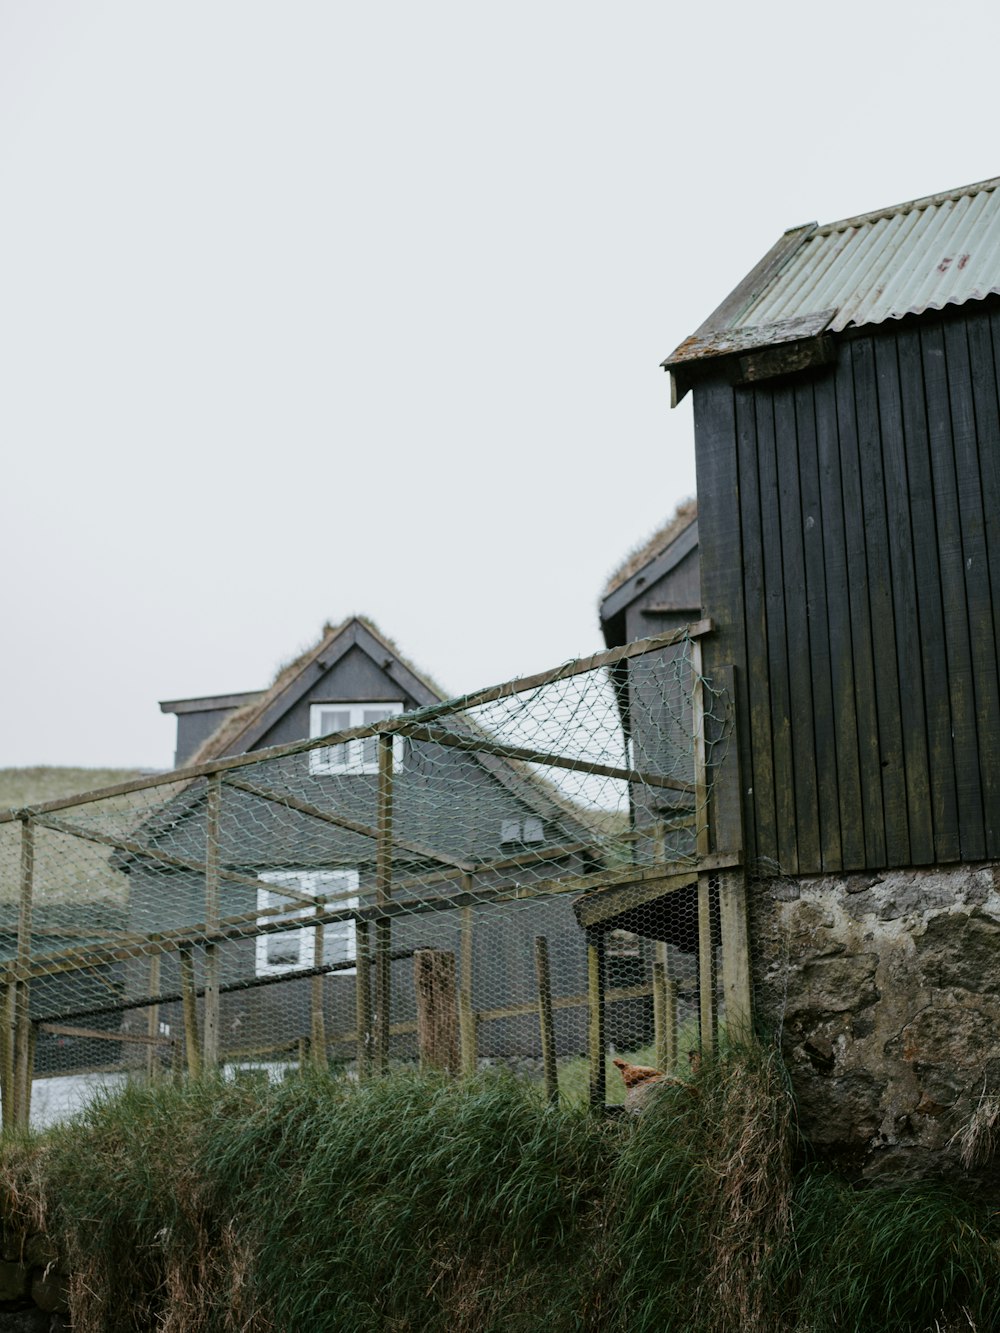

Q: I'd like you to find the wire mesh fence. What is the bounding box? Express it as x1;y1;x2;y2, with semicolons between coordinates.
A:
0;625;748;1127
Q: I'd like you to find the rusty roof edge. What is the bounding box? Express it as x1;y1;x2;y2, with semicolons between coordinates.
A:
661;222;817;404
665;221;816;355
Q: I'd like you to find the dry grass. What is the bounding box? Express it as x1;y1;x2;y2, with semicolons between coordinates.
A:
0;767;145;813
0;1049;997;1331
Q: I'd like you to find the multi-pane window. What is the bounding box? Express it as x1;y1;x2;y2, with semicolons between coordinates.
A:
308;702;404;774
255;870;359;976
500;817;546;845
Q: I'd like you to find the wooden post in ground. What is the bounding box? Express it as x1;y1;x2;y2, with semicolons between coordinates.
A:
146;953;161;1081
202;775;221;1071
653;944;677;1071
178;944;202;1078
459;899;477;1075
710;665;751;1044
374;734;394;1075
0;980;14;1129
690;639;718;1055
311;900;328;1069
718;871;752;1042
534;936;558;1104
13;819;35;1128
414;949;459;1073
587;928;606;1111
355;922;371;1080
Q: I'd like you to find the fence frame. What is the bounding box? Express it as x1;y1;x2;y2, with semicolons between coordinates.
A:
0;622;751;1125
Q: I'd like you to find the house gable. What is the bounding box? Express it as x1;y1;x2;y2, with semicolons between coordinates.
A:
600;506;700;650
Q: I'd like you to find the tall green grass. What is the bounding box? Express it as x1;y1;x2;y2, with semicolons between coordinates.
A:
2;1047;998;1332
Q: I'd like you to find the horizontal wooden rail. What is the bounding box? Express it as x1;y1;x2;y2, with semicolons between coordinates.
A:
0;621;712;825
394;722;696;793
222;775;475;873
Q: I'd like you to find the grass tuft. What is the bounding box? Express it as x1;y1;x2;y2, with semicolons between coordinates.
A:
0;1047;998;1331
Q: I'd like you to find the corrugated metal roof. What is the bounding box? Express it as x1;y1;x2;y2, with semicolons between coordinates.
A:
664;175;1000;392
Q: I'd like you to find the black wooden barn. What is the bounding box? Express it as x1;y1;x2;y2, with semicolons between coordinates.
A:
663;174;1000;880
129;617;601;1066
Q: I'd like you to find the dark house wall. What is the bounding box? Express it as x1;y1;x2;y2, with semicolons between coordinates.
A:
694;298;1000;876
253;646;423;751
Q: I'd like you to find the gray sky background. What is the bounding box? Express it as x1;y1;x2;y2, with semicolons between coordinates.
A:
1;0;996;771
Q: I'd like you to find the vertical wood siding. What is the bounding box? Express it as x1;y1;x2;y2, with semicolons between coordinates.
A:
695;305;1000;874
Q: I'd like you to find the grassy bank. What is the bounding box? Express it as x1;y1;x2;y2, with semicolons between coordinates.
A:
2;1047;997;1332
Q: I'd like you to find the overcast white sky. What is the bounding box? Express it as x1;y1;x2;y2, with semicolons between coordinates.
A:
1;0;997;771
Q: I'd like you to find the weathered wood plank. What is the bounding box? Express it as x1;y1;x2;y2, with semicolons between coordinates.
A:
692;381;754;865
946;317;1000;854
837;342;886;865
179;944;201;1078
896;327;960;862
794;380;843;870
396;722;695;794
922;322;985;860
718;871;752;1041
872;334;934;865
414;949;459;1074
853;337;910;866
813;369;865;868
735;387;776;869
775;384;821;871
756;391;799;872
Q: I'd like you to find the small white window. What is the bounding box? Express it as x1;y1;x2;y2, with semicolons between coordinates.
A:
256;870;360;977
500;819;521;844
523;817;544;844
500;818;546;846
309;702;404;775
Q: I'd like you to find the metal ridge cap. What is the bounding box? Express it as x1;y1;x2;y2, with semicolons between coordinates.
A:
815;174;1000;238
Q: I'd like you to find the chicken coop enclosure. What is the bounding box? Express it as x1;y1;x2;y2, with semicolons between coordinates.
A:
0;626;749;1126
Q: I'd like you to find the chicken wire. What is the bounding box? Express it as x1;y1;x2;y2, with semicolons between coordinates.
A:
0;628;742;1125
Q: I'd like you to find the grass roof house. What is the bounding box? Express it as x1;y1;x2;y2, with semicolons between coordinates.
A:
131;617;604;1074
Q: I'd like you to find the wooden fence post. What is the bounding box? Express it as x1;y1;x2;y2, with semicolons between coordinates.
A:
355;922;371;1080
203;774;221;1071
146;953;161;1082
690;639;719;1056
178;944;202;1078
534;936;558;1104
374;734;394;1075
13;818;35;1128
311;900;328;1069
653;945;678;1071
587;928;605;1111
459;899;477;1075
1;979;14;1129
414;949;459;1073
718;871;752;1041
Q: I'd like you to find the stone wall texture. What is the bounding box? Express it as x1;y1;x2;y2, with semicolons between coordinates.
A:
752;861;1000;1181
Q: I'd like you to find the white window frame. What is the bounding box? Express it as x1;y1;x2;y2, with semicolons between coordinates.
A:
256;870;360;977
308;701;404;775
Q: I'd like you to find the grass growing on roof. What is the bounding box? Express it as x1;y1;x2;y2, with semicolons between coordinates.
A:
3;1047;1000;1332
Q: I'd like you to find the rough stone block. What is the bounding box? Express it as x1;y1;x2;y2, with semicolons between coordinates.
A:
0;1260;28;1302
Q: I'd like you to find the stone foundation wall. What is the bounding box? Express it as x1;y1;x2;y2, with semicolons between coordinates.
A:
0;1228;69;1331
751;861;1000;1181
